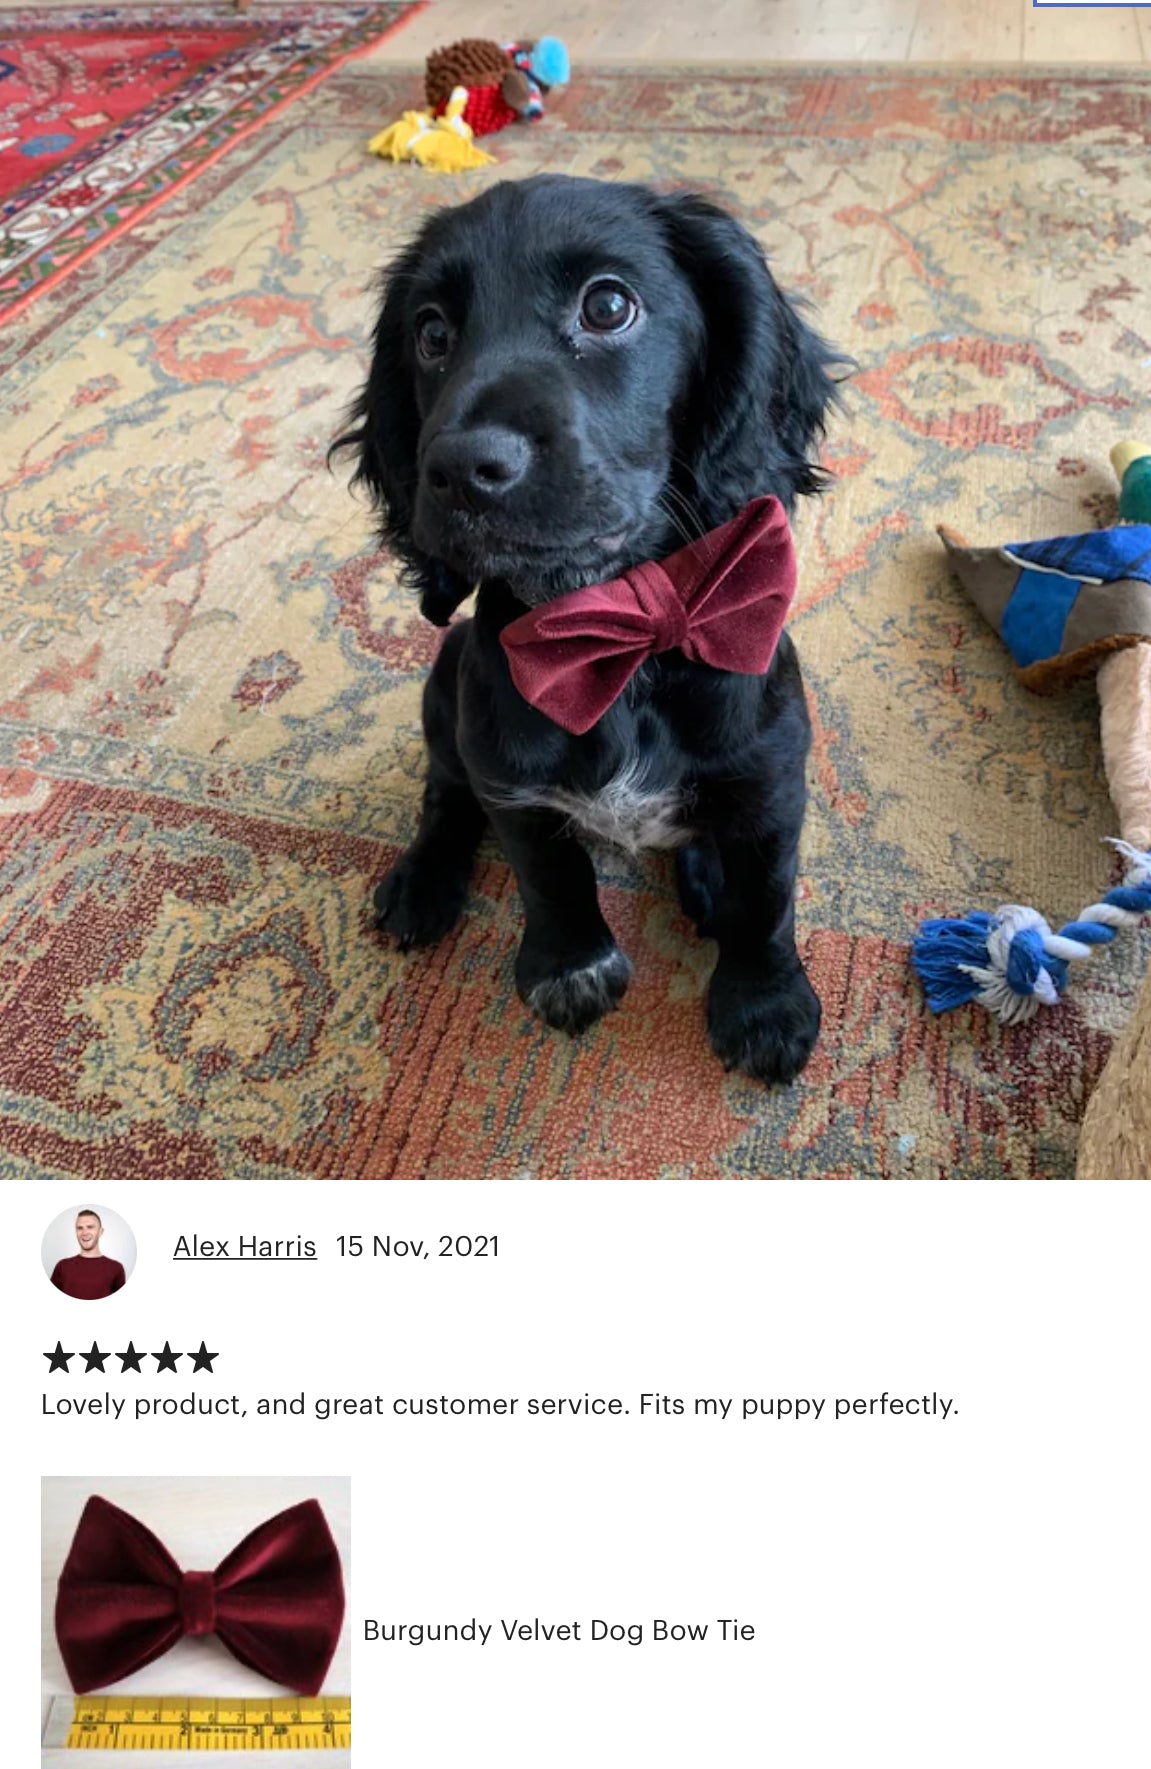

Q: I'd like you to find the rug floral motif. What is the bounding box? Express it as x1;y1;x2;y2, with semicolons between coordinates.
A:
2;65;1149;1180
0;3;422;312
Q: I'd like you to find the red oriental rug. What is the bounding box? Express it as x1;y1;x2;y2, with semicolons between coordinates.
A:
0;3;423;317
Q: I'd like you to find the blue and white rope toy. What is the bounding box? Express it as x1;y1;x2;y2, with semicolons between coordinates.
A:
913;840;1151;1024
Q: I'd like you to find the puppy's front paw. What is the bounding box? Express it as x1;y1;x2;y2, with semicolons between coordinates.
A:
707;960;821;1086
518;945;633;1035
374;851;468;950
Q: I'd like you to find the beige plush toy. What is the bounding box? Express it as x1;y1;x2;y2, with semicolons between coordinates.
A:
1078;446;1151;1177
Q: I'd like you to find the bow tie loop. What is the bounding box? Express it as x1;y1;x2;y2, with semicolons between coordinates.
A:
179;1570;217;1637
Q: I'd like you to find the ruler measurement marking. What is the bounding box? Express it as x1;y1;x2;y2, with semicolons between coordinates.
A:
63;1694;350;1750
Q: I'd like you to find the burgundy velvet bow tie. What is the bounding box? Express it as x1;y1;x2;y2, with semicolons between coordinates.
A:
500;495;797;735
56;1496;344;1696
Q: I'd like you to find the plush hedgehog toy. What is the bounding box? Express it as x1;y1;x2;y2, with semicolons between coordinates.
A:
424;35;570;137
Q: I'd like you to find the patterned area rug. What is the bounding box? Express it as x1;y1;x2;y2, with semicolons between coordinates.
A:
0;3;423;314
2;65;1149;1181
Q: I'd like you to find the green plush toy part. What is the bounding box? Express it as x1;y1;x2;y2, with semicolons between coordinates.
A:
1113;440;1151;524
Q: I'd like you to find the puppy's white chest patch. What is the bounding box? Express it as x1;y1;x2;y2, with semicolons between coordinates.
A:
508;762;690;854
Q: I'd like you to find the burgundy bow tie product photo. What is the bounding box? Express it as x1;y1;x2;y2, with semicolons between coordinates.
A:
55;1494;345;1696
500;495;797;734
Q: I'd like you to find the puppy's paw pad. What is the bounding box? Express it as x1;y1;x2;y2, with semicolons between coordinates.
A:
523;948;633;1035
707;966;821;1086
374;857;467;950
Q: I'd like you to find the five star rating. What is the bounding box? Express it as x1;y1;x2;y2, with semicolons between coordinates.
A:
45;1341;218;1373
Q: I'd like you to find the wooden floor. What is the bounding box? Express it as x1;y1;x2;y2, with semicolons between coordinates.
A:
4;0;1151;61
369;0;1151;65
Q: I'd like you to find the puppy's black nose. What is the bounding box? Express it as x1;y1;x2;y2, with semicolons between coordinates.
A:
424;426;532;507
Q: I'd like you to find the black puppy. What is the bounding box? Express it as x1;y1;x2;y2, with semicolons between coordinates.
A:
337;175;844;1083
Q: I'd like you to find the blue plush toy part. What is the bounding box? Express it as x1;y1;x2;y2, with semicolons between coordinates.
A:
938;523;1151;683
530;36;570;87
1004;526;1151;586
504;37;570;121
999;527;1151;669
913;842;1151;1024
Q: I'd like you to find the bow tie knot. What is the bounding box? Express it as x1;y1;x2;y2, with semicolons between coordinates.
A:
500;496;797;735
630;559;690;655
179;1569;217;1636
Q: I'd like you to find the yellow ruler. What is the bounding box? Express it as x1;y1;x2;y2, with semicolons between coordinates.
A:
63;1694;351;1750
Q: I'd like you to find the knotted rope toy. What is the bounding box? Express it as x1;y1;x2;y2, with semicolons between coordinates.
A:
915;841;1151;1024
913;449;1151;1024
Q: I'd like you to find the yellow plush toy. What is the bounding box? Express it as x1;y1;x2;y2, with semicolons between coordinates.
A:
368;87;494;173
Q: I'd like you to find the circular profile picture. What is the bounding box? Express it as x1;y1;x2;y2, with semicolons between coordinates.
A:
42;1207;137;1302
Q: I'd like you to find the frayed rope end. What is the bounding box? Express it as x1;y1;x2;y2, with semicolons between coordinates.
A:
912;912;996;1014
913;844;1151;1022
912;905;1068;1023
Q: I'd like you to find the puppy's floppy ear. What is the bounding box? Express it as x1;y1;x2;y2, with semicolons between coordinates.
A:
653;192;849;525
331;242;470;627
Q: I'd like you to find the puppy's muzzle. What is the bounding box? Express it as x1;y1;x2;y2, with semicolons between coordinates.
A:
423;425;533;512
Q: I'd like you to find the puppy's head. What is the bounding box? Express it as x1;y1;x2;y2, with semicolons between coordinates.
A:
336;176;845;623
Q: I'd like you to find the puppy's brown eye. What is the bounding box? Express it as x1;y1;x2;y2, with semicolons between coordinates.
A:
415;309;452;362
579;281;638;334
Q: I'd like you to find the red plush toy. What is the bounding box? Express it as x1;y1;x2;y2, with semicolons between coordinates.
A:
457;81;520;137
424;39;525;137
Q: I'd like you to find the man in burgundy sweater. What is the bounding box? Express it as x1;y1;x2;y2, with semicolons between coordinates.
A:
50;1211;126;1300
